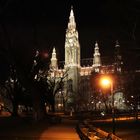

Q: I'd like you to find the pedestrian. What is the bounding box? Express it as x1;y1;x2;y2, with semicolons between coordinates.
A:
70;107;74;116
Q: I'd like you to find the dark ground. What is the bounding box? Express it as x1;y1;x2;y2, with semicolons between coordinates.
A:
92;119;140;140
0;116;50;140
0;113;140;140
0;115;80;140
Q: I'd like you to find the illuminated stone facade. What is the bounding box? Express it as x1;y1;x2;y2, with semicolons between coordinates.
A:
50;7;126;111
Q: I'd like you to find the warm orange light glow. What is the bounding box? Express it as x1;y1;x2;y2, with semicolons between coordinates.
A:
100;76;112;89
101;79;110;86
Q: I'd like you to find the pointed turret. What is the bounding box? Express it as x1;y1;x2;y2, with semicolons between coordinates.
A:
93;42;101;70
68;6;76;30
50;47;58;70
114;40;123;72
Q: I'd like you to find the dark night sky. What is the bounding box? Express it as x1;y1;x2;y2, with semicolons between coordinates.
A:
0;0;140;80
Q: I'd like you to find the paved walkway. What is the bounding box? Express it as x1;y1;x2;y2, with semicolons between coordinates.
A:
40;119;80;140
0;117;80;140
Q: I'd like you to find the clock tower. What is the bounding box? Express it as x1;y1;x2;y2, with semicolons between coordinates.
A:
64;6;80;106
65;6;80;67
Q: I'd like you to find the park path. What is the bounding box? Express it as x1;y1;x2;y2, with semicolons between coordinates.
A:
39;118;80;140
0;116;80;140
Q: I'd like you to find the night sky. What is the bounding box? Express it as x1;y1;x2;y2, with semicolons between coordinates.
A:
0;0;140;80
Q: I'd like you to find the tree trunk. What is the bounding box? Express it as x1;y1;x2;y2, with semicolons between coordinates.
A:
51;98;55;112
12;99;18;117
94;102;97;111
104;101;108;112
31;83;46;121
134;102;138;122
63;97;65;112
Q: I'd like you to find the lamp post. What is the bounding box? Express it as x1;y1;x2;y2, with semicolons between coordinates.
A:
100;76;115;134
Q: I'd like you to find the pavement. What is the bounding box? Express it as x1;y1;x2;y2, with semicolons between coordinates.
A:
0;116;81;140
40;118;80;140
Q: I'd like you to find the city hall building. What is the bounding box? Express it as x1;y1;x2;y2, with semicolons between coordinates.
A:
49;7;126;111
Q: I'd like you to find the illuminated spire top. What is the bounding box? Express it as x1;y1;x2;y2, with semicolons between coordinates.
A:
94;42;100;56
68;6;76;30
95;41;99;49
52;47;56;53
51;47;56;59
115;40;120;48
93;42;101;68
51;47;58;69
51;47;56;60
70;5;74;16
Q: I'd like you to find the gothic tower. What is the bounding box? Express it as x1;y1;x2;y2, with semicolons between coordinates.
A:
65;6;80;67
64;6;80;106
50;47;58;70
92;42;101;72
114;41;123;73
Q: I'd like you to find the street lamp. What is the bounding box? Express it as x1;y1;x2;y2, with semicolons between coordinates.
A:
100;76;115;134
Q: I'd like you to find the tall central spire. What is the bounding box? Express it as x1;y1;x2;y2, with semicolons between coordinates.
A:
64;6;80;103
68;6;76;30
65;6;80;67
